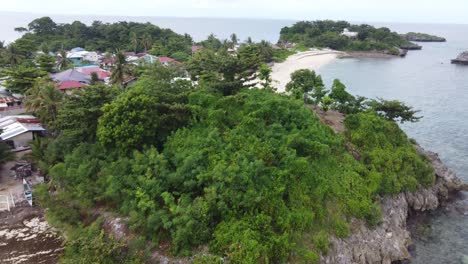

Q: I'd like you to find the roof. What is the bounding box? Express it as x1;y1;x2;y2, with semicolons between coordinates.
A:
101;58;116;64
75;66;111;79
71;47;85;52
55;81;86;90
50;69;91;84
158;57;175;63
191;45;203;52
0;115;45;140
0;96;21;105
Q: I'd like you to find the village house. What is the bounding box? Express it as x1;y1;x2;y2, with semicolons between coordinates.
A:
341;28;359;38
50;69;91;94
0;115;45;150
67;49;99;66
75;66;111;83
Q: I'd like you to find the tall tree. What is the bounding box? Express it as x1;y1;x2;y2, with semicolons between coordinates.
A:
1;66;47;94
142;34;153;53
110;51;133;86
24;80;63;129
56;50;71;70
130;32;140;53
230;33;238;48
286;69;327;104
35;54;56;73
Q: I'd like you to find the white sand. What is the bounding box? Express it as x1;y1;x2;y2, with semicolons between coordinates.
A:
271;50;343;93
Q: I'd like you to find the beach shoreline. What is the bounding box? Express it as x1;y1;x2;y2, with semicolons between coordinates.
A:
271;49;343;92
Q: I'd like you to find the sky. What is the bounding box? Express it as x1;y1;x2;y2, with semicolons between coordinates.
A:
0;0;467;24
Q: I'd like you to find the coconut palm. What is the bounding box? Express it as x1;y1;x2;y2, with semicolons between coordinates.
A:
24;79;63;130
142;34;153;53
230;33;238;46
130;32;140;53
110;50;133;86
5;45;24;66
57;50;71;70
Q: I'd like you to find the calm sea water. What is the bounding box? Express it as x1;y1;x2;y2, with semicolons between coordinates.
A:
319;23;468;264
1;12;467;263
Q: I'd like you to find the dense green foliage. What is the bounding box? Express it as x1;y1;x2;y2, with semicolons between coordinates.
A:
344;112;434;194
280;20;412;52
3;17;435;262
29;62;435;262
1;65;47;94
13;17;193;57
403;32;446;42
186;46;262;95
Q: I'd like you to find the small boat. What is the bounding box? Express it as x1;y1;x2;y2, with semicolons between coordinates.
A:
23;178;33;206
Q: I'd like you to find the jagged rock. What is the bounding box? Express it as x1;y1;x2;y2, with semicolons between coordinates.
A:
451;51;468;65
321;146;467;264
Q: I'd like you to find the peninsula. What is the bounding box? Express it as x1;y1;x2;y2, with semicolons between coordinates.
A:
403;32;447;42
279;20;422;57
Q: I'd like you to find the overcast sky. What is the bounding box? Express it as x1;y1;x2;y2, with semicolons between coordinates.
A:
1;0;467;24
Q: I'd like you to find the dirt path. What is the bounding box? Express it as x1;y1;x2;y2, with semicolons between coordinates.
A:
0;153;64;263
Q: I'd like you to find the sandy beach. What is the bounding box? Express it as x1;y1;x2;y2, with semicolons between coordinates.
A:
271;50;343;92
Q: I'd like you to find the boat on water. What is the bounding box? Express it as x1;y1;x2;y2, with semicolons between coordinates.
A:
23;178;33;206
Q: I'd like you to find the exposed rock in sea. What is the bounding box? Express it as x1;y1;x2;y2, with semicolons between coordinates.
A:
400;42;422;50
451;51;468;65
321;146;468;264
402;32;446;42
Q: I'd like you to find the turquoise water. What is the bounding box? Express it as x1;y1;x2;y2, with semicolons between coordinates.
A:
1;13;467;263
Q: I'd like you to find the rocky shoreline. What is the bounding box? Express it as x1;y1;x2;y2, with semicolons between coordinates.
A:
321;146;468;264
339;50;407;59
451;51;468;65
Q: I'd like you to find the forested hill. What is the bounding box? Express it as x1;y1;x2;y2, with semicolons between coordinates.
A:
279;20;416;54
29;59;435;262
11;16;194;57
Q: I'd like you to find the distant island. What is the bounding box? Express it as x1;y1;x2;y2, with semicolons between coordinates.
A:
279;20;424;57
402;32;447;42
451;51;468;65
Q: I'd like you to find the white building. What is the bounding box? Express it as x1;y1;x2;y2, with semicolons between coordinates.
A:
67;51;99;63
341;28;359;38
0;115;45;150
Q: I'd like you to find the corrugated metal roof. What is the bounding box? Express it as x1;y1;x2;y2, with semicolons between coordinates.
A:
0;115;45;140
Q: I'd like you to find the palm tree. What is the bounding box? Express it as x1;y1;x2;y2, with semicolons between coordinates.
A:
110;50;133;86
6;45;24;66
142;34;153;53
230;33;238;47
130;32;140;53
24;80;63;130
57;50;71;70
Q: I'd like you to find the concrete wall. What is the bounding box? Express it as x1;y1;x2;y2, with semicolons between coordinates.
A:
10;132;33;149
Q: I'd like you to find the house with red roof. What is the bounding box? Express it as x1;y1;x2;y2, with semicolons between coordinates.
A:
75;66;111;81
54;81;87;94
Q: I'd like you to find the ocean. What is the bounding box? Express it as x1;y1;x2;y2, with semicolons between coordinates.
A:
1;12;467;264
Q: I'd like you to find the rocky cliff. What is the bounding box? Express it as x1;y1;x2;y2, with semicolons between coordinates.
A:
321;147;468;264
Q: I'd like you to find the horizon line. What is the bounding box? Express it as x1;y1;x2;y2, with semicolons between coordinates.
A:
1;10;468;26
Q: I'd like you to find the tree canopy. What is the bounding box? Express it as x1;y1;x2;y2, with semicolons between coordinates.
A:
280;20;413;52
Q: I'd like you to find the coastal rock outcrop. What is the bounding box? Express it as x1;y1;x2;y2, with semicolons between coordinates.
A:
321;146;467;264
402;32;446;42
451;51;468;65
